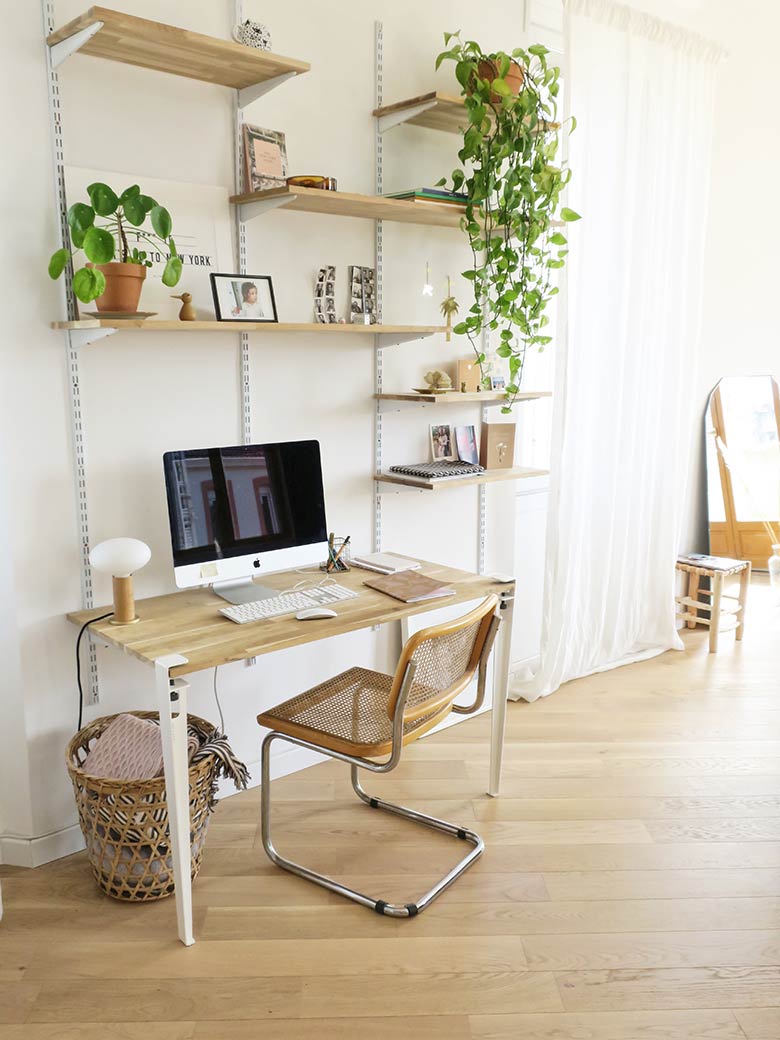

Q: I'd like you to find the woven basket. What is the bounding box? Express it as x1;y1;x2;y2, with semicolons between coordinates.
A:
66;710;217;902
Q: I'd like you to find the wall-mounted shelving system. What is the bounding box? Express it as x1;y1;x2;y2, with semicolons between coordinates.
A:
45;2;316;701
371;23;553;571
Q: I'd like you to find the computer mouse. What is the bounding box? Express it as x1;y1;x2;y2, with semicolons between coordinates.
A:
295;607;338;621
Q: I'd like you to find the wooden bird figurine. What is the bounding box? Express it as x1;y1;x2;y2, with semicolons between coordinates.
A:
171;292;196;321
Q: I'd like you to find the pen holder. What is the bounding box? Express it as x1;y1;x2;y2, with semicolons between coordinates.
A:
322;537;351;572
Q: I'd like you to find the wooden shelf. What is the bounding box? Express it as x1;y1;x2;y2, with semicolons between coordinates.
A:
374;91;560;135
376;466;549;491
52;319;445;347
46;7;309;101
229;185;469;228
375;390;552;405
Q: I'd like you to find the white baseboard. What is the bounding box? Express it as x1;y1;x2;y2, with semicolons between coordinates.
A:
1;824;85;868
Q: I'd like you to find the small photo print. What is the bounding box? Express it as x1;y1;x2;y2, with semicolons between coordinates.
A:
348;265;376;324
210;273;278;322
455;425;479;465
430;423;456;462
491;374;506;391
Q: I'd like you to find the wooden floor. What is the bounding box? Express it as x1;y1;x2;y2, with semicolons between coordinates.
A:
2;578;779;1039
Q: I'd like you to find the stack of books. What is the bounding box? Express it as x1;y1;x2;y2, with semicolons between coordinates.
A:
385;187;468;209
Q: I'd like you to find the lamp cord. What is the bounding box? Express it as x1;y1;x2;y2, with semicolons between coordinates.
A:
76;613;113;731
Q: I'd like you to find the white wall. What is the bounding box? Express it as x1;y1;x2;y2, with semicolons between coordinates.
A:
0;0;551;862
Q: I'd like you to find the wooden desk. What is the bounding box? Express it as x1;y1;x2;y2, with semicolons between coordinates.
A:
68;558;515;945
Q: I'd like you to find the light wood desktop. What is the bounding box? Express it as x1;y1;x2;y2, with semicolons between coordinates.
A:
68;558;515;946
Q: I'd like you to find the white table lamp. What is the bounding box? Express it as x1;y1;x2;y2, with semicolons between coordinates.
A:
89;538;151;625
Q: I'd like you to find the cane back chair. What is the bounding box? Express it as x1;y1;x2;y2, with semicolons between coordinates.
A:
257;594;501;917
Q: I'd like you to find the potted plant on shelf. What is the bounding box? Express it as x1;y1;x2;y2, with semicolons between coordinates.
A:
48;182;182;312
435;33;580;410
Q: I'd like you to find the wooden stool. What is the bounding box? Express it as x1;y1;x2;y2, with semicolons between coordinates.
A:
675;557;751;653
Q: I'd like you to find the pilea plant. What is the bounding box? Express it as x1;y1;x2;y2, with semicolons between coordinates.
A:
436;32;579;410
48;182;182;303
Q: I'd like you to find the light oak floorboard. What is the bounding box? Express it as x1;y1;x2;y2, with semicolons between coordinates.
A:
7;580;779;1035
468;1009;745;1039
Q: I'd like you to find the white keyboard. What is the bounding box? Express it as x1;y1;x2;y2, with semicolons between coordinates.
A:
219;584;358;625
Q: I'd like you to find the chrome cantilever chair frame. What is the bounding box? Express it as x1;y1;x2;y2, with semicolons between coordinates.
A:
260;606;500;918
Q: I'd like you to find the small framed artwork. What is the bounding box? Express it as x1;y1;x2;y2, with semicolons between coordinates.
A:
242;125;288;193
455;425;479;465
491;374;506;391
210;273;278;322
430;423;456;461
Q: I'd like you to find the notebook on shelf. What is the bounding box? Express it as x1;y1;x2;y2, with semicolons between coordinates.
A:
363;570;456;604
350;552;421;575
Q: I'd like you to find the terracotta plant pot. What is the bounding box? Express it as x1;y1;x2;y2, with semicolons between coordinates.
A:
89;262;147;313
473;58;525;102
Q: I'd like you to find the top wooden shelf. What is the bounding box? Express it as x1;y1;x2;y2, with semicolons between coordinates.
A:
376;390;552;406
374;91;560;135
46;7;310;99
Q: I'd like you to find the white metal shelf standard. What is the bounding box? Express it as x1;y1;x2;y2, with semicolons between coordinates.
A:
43;0;100;703
234;0;251;444
373;21;385;554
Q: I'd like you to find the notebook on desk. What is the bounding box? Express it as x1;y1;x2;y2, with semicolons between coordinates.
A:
363;570;456;604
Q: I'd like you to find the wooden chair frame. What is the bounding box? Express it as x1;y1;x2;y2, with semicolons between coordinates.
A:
259;596;500;917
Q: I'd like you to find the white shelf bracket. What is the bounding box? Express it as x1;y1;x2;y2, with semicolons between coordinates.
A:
377;100;437;133
237;71;299;108
375;480;427;496
378;331;438;347
71;326;118;349
239;193;297;223
49;21;103;67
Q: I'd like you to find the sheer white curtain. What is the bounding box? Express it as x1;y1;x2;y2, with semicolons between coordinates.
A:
512;0;725;701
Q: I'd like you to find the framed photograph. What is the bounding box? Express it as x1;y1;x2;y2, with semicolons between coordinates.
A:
210;273;278;322
430;423;456;462
242;125;288;193
455;425;479;465
348;265;376;324
491;374;506;391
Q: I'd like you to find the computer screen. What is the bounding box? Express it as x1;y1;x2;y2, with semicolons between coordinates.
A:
163;440;328;593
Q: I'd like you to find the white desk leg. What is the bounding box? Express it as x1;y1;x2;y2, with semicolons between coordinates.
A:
154;653;194;946
489;586;515;798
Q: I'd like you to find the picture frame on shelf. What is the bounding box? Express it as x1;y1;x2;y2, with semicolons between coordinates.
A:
490;374;506;391
455;425;479;465
210;273;278;322
242;125;288;193
430;423;456;462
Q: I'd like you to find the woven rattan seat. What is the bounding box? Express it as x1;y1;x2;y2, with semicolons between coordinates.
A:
258;666;447;756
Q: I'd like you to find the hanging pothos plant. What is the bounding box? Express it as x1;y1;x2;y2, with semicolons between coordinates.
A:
436;33;579;410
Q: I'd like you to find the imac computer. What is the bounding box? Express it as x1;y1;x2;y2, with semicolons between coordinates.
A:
163;440;328;604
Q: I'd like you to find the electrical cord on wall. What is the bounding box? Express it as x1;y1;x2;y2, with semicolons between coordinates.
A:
76;613;113;730
213;666;225;733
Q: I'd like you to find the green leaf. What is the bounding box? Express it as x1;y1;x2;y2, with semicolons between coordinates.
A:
161;255;182;287
72;265;106;303
123;194;146;226
83;226;115;264
120;184;140;203
528;44;549;57
560;207;581;222
150;205;172;239
70;226;86;249
435;48;460;70
138;194;157;213
549;232;567;245
490;77;511;97
496;344;512;358
168;237;177;257
86;182;119;217
48;248;70;279
67;203;94;235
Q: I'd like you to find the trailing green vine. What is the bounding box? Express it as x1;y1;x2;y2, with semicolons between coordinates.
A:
436;33;579;410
